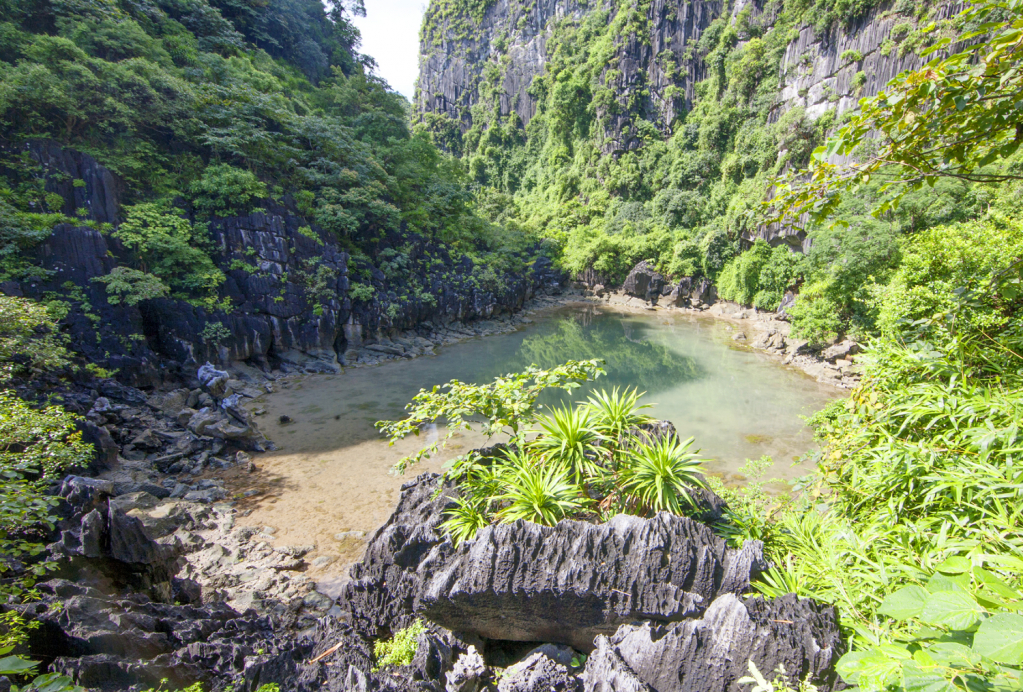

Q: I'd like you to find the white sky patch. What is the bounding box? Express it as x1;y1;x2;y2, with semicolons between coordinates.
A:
350;0;428;100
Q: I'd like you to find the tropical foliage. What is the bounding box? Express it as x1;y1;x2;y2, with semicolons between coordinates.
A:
373;620;426;671
770;0;1023;225
380;372;709;544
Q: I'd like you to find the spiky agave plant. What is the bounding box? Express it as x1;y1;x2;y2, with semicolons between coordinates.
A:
584;387;654;447
440;496;492;546
620;435;708;516
497;448;587;526
530;405;605;484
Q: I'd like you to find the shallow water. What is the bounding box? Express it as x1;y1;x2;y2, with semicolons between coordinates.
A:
231;304;840;580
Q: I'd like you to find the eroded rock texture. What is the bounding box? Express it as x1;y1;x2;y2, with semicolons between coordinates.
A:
2;140;565;387
417;512;765;650
343;474;458;638
590;593;843;692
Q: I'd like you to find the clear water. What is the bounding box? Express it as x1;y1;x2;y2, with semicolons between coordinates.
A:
236;304;840;574
265;304;839;481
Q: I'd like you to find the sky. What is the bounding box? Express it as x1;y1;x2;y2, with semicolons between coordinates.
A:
350;0;428;100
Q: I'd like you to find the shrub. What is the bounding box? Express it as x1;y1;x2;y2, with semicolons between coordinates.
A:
92;267;169;305
788;285;843;348
112;204;225;300
620;435;708;516
189;164;267;217
373;620;426;670
839;49;862;64
0;295;71;380
875;217;1023;338
349;282;375;302
717;239;772;306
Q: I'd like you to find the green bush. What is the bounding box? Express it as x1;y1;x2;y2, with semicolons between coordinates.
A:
753;245;804;310
839;49;862;64
788;285;843;348
112;204;225;302
0;295;71;380
373;620;426;670
189;164;268;217
92;267;169;306
716;239;772;306
875;216;1023;338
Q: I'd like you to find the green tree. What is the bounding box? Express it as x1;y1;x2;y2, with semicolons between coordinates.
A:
770;0;1023;226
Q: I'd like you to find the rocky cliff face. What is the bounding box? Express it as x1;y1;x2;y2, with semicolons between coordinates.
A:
416;0;942;172
417;0;722;153
1;140;564;385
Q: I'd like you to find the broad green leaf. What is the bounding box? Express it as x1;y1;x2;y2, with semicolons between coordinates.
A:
837;650;903;687
0;654;38;675
974;613;1023;665
901;663;959;692
935;556;971;574
920;590;984;630
880;585;930;621
926;572;970;593
975;567;1023;600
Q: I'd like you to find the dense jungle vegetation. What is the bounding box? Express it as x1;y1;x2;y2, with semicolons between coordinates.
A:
387;0;1023;689
0;0;528;310
418;0;1023;346
0;0;526;684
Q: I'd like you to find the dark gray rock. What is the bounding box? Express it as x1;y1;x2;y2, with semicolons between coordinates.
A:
197;362;230;398
21;578;288;692
498;652;580;692
595;593;844;692
446;646;488;692
80;509;105;559
822;340;859;362
107;508;164;565
342;474;458;638
417;513;766;651
622;262;665;302
581;637;651;692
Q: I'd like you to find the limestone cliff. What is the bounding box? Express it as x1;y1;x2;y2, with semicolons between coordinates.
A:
416;0;944;158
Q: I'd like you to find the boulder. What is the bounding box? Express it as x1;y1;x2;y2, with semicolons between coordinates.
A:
690;278;717;307
594;593;844;692
581;637;652;692
666;278;693;307
197;362;230;398
417;513;766;651
822;340;859;363
622;262;665;302
446;646;488;692
342;474;457;638
498;652;579;692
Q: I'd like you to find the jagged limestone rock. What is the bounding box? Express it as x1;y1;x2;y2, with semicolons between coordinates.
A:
581;637;652;692
498;652;579;692
416;512;766;651
342;474;457;638
622;261;666;302
595;593;844;692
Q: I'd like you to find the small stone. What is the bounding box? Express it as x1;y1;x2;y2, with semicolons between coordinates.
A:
334;530;366;541
310;555;335;568
279;415;293;425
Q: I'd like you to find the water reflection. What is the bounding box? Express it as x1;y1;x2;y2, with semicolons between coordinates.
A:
515;311;703;401
254;306;838;472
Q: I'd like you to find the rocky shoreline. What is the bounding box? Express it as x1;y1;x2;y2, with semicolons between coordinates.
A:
15;438;845;692
573;261;862;390
3;266;854;692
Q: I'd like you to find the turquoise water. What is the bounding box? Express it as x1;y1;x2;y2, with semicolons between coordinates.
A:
265;305;840;483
